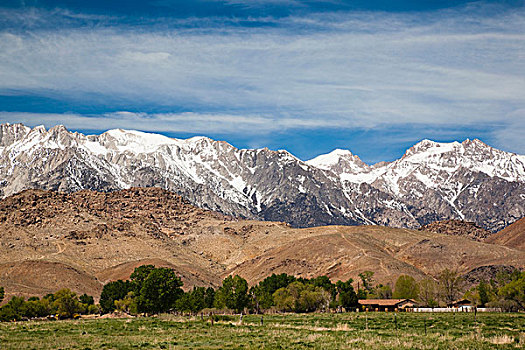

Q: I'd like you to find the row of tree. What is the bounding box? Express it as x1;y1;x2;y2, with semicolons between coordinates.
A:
99;268;358;315
101;266;525;315
0;288;98;321
1;266;524;320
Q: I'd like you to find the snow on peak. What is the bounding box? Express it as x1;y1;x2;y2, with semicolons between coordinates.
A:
403;139;461;158
397;138;525;182
306;139;525;192
307;148;368;174
369;139;525;198
101;129;180;153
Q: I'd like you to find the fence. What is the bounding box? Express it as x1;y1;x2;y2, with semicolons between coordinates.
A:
410;307;502;313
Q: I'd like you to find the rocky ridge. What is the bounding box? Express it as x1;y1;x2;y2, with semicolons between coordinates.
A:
418;219;492;241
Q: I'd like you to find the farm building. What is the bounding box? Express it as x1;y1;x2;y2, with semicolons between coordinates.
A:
358;299;418;311
448;299;474;310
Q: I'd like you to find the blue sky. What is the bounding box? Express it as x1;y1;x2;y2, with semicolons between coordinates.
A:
1;1;524;163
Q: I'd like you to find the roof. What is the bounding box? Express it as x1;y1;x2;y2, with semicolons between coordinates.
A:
358;299;417;306
449;299;472;306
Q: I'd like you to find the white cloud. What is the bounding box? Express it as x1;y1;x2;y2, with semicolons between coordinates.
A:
0;111;340;134
0;6;524;153
492;109;525;155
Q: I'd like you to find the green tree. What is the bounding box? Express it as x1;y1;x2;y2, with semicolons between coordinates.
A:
190;287;206;313
130;265;156;292
175;292;193;313
309;276;336;300
136;267;184;314
53;289;83;319
356;288;367;300
358;271;375;296
251;273;296;311
100;280;133;313
272;282;330;313
204;287;215;309
88;304;101;314
393;275;419;299
273;287;294;312
0;286;4;304
499;271;525;310
176;287;208;313
24;298;50;318
475;280;494;307
215;275;250;313
335;279;358;310
0;296;26;321
79;294;94;306
298;287;329;312
115;291;138;315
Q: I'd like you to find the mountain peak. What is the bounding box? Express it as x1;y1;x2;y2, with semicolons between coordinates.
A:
307;148;369;175
49;124;68;133
403;139;462;158
100;128;180;153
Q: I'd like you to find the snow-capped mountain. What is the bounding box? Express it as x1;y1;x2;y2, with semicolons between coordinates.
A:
0;123;523;231
306;149;371;176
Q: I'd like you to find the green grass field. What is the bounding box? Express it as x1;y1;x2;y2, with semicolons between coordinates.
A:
1;312;523;349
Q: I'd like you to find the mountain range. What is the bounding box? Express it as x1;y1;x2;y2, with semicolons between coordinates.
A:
0;123;524;232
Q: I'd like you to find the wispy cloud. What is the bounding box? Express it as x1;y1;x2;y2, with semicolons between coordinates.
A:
0;110;343;134
0;4;524;156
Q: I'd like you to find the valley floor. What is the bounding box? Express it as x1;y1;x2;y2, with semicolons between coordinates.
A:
1;312;523;349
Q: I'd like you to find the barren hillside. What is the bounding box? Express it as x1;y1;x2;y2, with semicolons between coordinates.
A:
0;188;523;301
227;225;524;286
485;217;525;250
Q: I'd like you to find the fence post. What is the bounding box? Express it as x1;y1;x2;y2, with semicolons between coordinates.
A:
394;313;397;330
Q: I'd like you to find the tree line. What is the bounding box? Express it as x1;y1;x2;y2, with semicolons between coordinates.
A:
99;265;525;315
99;268;359;315
0;287;99;321
0;266;523;320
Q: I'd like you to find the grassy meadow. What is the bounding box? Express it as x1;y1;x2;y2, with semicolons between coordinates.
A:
0;312;523;349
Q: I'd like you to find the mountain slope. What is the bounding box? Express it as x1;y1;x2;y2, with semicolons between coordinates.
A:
229;225;525;287
485;217;525;250
0;123;524;231
0;188;523;300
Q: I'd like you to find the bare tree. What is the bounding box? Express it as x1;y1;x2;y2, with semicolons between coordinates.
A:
438;269;463;305
418;278;438;307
